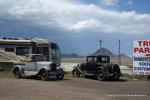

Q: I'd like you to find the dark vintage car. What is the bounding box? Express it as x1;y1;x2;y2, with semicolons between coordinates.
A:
72;55;122;81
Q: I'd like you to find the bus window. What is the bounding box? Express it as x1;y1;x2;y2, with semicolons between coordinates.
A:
5;48;14;52
36;47;49;55
16;47;29;55
36;47;43;54
43;47;49;55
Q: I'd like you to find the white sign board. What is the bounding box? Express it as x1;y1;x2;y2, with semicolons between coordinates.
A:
133;40;150;75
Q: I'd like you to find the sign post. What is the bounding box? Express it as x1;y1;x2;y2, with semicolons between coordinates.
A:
133;40;150;75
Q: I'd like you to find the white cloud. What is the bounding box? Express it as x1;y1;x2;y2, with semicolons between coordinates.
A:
0;0;150;34
101;0;118;6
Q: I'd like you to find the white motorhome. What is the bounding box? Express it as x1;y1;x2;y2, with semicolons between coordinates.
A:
0;37;64;80
0;37;61;66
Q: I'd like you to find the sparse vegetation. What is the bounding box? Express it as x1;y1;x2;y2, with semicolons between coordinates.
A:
65;71;150;81
122;73;150;81
0;70;12;78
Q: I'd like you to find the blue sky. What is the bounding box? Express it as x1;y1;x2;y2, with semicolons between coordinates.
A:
0;0;150;56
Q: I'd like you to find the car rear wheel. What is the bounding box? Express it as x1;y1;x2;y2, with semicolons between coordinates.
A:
40;70;48;81
113;73;120;81
96;70;106;81
56;74;64;80
14;70;22;78
72;69;80;78
56;69;64;80
112;65;120;81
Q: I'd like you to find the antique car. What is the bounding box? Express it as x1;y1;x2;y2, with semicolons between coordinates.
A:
12;54;64;81
72;55;122;81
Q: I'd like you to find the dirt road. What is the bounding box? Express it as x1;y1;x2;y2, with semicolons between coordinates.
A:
0;77;149;100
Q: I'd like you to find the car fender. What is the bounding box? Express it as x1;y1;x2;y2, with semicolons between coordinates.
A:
12;64;23;73
37;67;49;75
73;64;82;74
111;64;121;74
57;65;64;71
38;66;50;72
97;66;105;71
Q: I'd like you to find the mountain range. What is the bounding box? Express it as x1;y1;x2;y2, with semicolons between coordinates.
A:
62;48;130;58
61;53;81;58
62;48;132;64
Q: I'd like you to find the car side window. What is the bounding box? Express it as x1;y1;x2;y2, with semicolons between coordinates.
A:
93;57;97;62
88;57;93;62
87;57;97;62
102;57;106;61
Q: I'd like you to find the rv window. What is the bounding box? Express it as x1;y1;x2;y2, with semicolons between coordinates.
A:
5;48;14;52
16;47;29;55
36;47;49;55
36;47;43;54
43;47;49;55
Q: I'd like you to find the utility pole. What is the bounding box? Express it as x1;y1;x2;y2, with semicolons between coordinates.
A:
99;40;102;55
118;39;121;65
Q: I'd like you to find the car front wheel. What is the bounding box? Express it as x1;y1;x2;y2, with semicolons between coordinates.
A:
56;73;64;80
56;69;64;80
72;69;80;78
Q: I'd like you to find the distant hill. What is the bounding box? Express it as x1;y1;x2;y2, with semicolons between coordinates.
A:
111;53;132;64
61;53;81;58
92;48;115;57
91;48;132;65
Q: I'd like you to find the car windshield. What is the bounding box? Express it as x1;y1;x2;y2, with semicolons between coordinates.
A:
51;43;61;65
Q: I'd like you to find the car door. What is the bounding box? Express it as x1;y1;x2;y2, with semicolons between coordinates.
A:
25;62;37;71
85;57;98;74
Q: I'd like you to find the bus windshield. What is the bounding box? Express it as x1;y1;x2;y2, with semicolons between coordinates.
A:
51;43;61;66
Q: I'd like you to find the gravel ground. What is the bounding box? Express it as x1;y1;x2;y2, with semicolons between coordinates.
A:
0;76;150;100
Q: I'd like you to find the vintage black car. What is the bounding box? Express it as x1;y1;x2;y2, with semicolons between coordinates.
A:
72;55;122;81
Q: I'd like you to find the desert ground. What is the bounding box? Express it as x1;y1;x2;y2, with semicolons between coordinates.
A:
0;57;149;100
0;76;150;100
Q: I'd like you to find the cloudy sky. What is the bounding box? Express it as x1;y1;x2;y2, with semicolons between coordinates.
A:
0;0;150;56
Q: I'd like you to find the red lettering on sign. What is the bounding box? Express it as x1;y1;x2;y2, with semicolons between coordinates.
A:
143;41;148;46
134;48;139;53
138;41;150;47
138;41;142;46
134;48;150;53
145;48;150;53
145;54;150;56
139;48;144;53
